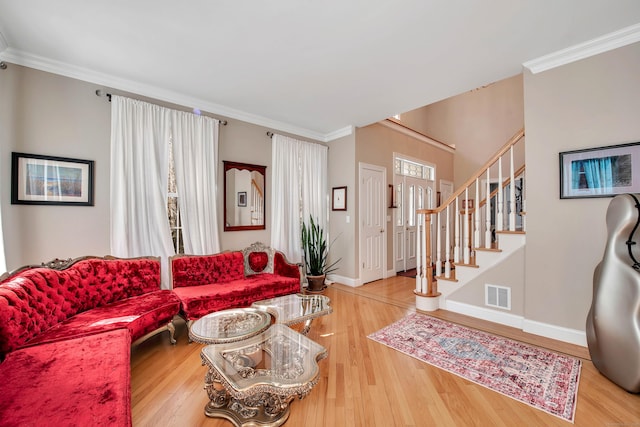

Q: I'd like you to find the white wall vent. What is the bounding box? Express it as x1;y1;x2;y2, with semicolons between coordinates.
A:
485;284;511;310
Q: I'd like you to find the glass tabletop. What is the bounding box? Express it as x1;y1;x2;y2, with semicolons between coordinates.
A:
251;293;332;326
189;308;272;344
200;324;327;398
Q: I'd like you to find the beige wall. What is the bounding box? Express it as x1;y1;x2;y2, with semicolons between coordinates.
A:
401;74;524;188
355;123;454;276
524;42;640;331
0;65;326;270
328;132;357;280
0;65;112;268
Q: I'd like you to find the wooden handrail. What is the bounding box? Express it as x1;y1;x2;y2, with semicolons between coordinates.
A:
418;128;524;215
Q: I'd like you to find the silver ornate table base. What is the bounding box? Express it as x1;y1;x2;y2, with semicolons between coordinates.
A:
200;324;327;427
204;370;300;427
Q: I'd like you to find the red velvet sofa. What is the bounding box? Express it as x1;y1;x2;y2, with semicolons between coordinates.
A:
0;256;181;427
170;242;300;326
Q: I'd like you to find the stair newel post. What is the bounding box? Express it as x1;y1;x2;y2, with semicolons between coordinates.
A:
485;168;492;248
474;178;480;251
415;209;440;312
497;157;504;232
463;187;470;264
415;212;422;293
445;204;451;278
435;211;442;279
422;212;429;294
509;146;516;231
454;196;460;264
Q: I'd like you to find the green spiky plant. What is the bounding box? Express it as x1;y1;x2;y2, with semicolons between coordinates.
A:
301;215;340;277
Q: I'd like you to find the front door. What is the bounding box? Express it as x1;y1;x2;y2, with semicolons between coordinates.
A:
359;163;385;284
395;176;434;272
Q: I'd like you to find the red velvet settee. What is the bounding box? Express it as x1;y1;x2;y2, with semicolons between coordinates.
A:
0;256;181;427
170;242;300;326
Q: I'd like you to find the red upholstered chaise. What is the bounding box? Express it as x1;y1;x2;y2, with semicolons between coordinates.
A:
170;242;300;328
0;256;181;427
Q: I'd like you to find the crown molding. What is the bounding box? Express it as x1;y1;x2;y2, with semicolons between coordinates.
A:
324;125;354;142
0;48;351;142
523;23;640;74
378;119;455;153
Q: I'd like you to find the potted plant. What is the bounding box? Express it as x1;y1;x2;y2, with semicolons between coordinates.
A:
301;215;340;292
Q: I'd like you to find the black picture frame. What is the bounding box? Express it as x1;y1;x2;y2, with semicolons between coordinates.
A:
237;191;247;207
559;142;640;199
11;152;94;206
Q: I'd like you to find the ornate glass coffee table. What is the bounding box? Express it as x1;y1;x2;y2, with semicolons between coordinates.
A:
189;308;272;344
251;293;332;335
200;323;327;427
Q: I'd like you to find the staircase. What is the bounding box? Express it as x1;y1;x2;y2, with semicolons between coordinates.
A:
414;129;525;312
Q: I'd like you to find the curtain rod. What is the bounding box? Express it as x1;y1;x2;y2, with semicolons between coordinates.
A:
95;90;228;125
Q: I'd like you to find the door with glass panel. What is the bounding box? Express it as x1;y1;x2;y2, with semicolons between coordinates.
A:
393;157;435;273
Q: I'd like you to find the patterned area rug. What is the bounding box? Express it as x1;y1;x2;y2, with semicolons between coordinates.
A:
368;313;582;422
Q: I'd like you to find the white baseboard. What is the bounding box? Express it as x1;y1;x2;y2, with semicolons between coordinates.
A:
522;319;587;347
443;300;524;329
327;274;361;287
443;300;588;347
386;269;396;278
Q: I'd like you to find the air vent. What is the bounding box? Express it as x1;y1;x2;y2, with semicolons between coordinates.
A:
485;284;511;310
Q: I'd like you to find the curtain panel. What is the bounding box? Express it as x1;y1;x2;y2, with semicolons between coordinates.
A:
270;134;328;263
110;96;220;287
171;110;221;255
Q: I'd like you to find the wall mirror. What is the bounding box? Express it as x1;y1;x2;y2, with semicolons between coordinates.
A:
223;161;266;231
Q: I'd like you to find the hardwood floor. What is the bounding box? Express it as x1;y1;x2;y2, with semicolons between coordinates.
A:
131;276;639;426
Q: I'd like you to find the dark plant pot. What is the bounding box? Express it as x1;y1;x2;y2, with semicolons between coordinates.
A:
306;274;326;293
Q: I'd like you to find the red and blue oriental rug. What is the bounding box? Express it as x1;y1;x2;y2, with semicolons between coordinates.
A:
368;313;581;423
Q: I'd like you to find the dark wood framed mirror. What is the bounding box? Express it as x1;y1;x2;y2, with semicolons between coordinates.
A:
223;161;266;231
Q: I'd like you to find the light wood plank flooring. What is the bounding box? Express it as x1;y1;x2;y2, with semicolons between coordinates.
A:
131;276;639;426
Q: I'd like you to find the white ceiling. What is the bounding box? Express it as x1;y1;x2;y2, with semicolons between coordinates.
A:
1;1;640;141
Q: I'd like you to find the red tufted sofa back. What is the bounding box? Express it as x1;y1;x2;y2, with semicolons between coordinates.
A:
170;251;245;288
0;257;160;357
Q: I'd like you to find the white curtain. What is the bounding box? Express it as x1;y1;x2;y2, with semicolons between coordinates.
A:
110;96;176;288
300;140;328;234
270;134;328;263
171;110;220;255
0;183;5;274
271;135;302;262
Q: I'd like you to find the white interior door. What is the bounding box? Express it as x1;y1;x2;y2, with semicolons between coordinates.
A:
360;163;385;284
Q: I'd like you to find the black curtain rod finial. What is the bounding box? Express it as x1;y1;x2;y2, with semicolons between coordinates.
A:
95;89;112;102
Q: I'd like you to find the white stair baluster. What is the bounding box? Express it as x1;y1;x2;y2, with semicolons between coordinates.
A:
463;188;470;264
485;168;491;248
474;178;480;251
497;157;504;232
454;196;460;264
509;146;516;231
445;205;451;278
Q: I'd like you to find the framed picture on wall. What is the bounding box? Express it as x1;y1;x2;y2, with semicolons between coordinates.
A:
559;142;640;199
332;186;347;211
11;152;94;206
237;191;247;207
